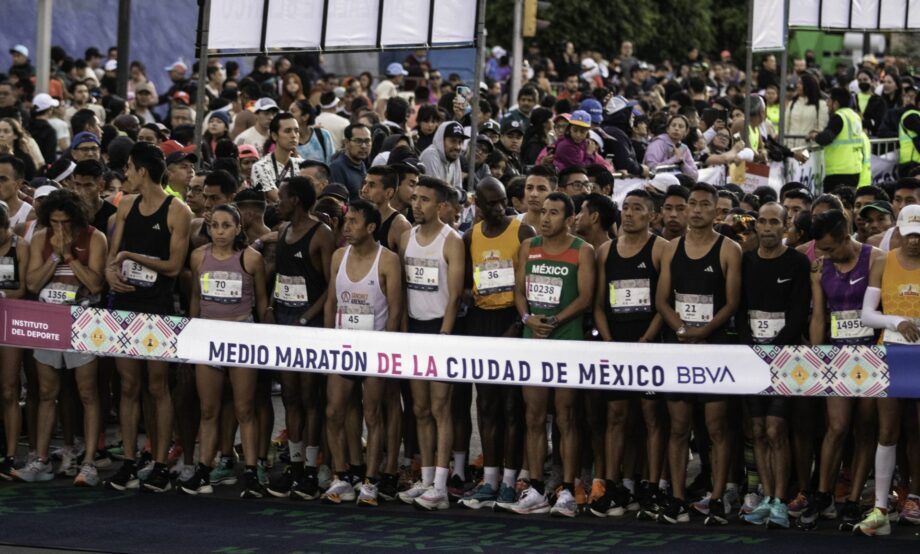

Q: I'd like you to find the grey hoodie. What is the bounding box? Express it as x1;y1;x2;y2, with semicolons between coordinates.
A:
419;121;463;189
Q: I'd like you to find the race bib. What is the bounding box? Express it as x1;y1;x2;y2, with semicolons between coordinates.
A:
830;310;872;341
201;271;243;304
122;258;158;287
474;260;515;295
526;275;562;308
274;275;308;307
39;282;79;304
749;310;785;342
336;304;375;331
608;278;651;313
675;292;714;326
883;317;920;345
0;256;15;287
406;257;439;291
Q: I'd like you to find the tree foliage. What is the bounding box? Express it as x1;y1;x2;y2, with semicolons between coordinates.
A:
485;0;748;64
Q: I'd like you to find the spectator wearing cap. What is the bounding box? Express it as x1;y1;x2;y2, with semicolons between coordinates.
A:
375;62;408;114
160;140;198;199
28;93;60;164
601;95;647;177
158;58;196;107
234;97;278;156
132;81;160;125
501;86;539;134
200;110;232;167
315;91;350;150
624;62;651;100
70;132;101;162
479;120;501;144
137;122;170;146
420;121;468;190
238;144;260;189
496;117;525;178
329;123;371;199
553;109;598;172
8;45;34;83
858;200;895;240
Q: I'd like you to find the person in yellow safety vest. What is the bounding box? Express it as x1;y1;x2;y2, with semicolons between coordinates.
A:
808;87;871;194
898;92;920;178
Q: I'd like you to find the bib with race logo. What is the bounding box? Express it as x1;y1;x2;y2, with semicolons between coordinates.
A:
608;278;651;313
0;256;15;288
830;309;873;341
336;304;375;331
201;271;243;304
474;259;515;295
39;282;79;304
405;257;439;291
122;258;158;287
274;275;308;307
882;317;920;345
749;310;785;342
526;275;562;308
675;292;714;326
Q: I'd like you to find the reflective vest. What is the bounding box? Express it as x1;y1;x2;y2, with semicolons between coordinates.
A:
899;109;920;165
824;108;868;178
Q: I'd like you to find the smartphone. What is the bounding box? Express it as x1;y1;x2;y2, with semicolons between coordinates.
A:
456;85;472;100
701;107;725;128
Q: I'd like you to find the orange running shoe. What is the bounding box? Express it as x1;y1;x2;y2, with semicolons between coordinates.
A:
590;478;606;504
575;480;588;507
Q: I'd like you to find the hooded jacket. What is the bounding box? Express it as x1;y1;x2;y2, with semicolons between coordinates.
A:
419;121;463;189
643;133;699;180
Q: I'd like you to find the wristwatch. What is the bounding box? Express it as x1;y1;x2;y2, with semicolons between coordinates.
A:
521;314;531;325
677;324;688;336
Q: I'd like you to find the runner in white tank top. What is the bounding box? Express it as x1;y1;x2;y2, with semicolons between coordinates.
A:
404;223;454;321
334;244;388;331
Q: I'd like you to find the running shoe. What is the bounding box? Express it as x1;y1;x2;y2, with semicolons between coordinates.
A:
179;464;213;495
357;480;379;507
57;447;78;478
741;492;762;516
209;456;237;485
73;463;99;487
545;465;563;494
322;478;356;504
257;459;269;486
415;486;450;511
267;464;300;498
691;492;712;516
901;497;920;525
377;473;398;502
509;486;551;515
241;470;265;499
93;450;114;469
574;481;588;508
447;474;466;500
0;456;14;480
178;464;195;482
659;497;690;524
742;496;772;525
317;464;333;490
142;464;172;493
397;480;428;505
705;498;729;526
13;458;53;482
137;451;156;481
839;500;862;523
787;491;810;518
589;490;616;518
104;462;139;491
796;491;833;530
459;481;498;510
723;487;741;513
493;481;518;511
551;488;577;518
589;479;606;505
853;507;891;536
767;500;791;529
292;473;321;501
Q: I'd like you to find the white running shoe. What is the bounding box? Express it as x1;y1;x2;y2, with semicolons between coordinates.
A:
357;480;379;507
551;488;578;518
321;478;356;504
397;480;428;505
509;486;551;515
14;458;54;482
74;463;99;487
741;492;762;515
317;464;333;490
57;447;79;478
414;486;450;511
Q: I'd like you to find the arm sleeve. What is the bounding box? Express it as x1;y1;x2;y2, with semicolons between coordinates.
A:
814;113;842;146
861;286;906;331
774;256;813;344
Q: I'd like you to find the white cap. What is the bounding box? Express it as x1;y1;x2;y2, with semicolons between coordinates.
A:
898;204;920;236
104;59;118;72
737;148;756;162
253;97;279;113
10;45;28;58
649;172;680;193
386;62;408;77
588;130;604;152
491;46;507;59
581;58;598;70
32;93;60;113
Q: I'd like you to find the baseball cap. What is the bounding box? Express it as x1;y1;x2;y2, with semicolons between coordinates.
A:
858;201;893;217
897;204;920;236
605;95;638;115
500;118;524;135
135;81;157;96
104;59;118;72
442;121;469;140
553;113;572;123
491;46;507;59
319;184;350;203
649;173;681;193
479;120;501;135
475;134;494;152
588;130;604;152
253;97;279;113
9;45;28;58
32;93;59;113
71;131;100;150
579;98;603;124
160;140;198;164
238;144;259;160
172;91;191;105
164;59;188;73
386;62;409;77
568;110;592;128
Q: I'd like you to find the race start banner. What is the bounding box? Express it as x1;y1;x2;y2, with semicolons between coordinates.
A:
1;299;918;398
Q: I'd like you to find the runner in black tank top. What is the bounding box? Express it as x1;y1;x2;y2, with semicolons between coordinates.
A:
374;212;397;247
669;234;730;343
274;221;326;325
112;195;175;314
603;236;658;342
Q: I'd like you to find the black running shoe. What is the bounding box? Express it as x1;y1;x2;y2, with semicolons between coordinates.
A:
378;473;399;502
687;472;712;500
142;463;172;493
796;492;831;530
241;470;265;499
839;500;862;523
589;491;615;517
104;462;139;491
705;498;729;525
179;464;213;495
292;473;320;500
267;464;302;498
659;497;690;524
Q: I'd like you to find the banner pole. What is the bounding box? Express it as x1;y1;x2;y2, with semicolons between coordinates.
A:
466;0;488;193
743;0;754;148
192;0;211;171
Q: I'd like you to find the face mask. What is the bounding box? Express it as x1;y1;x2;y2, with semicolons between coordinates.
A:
859;81;871;93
